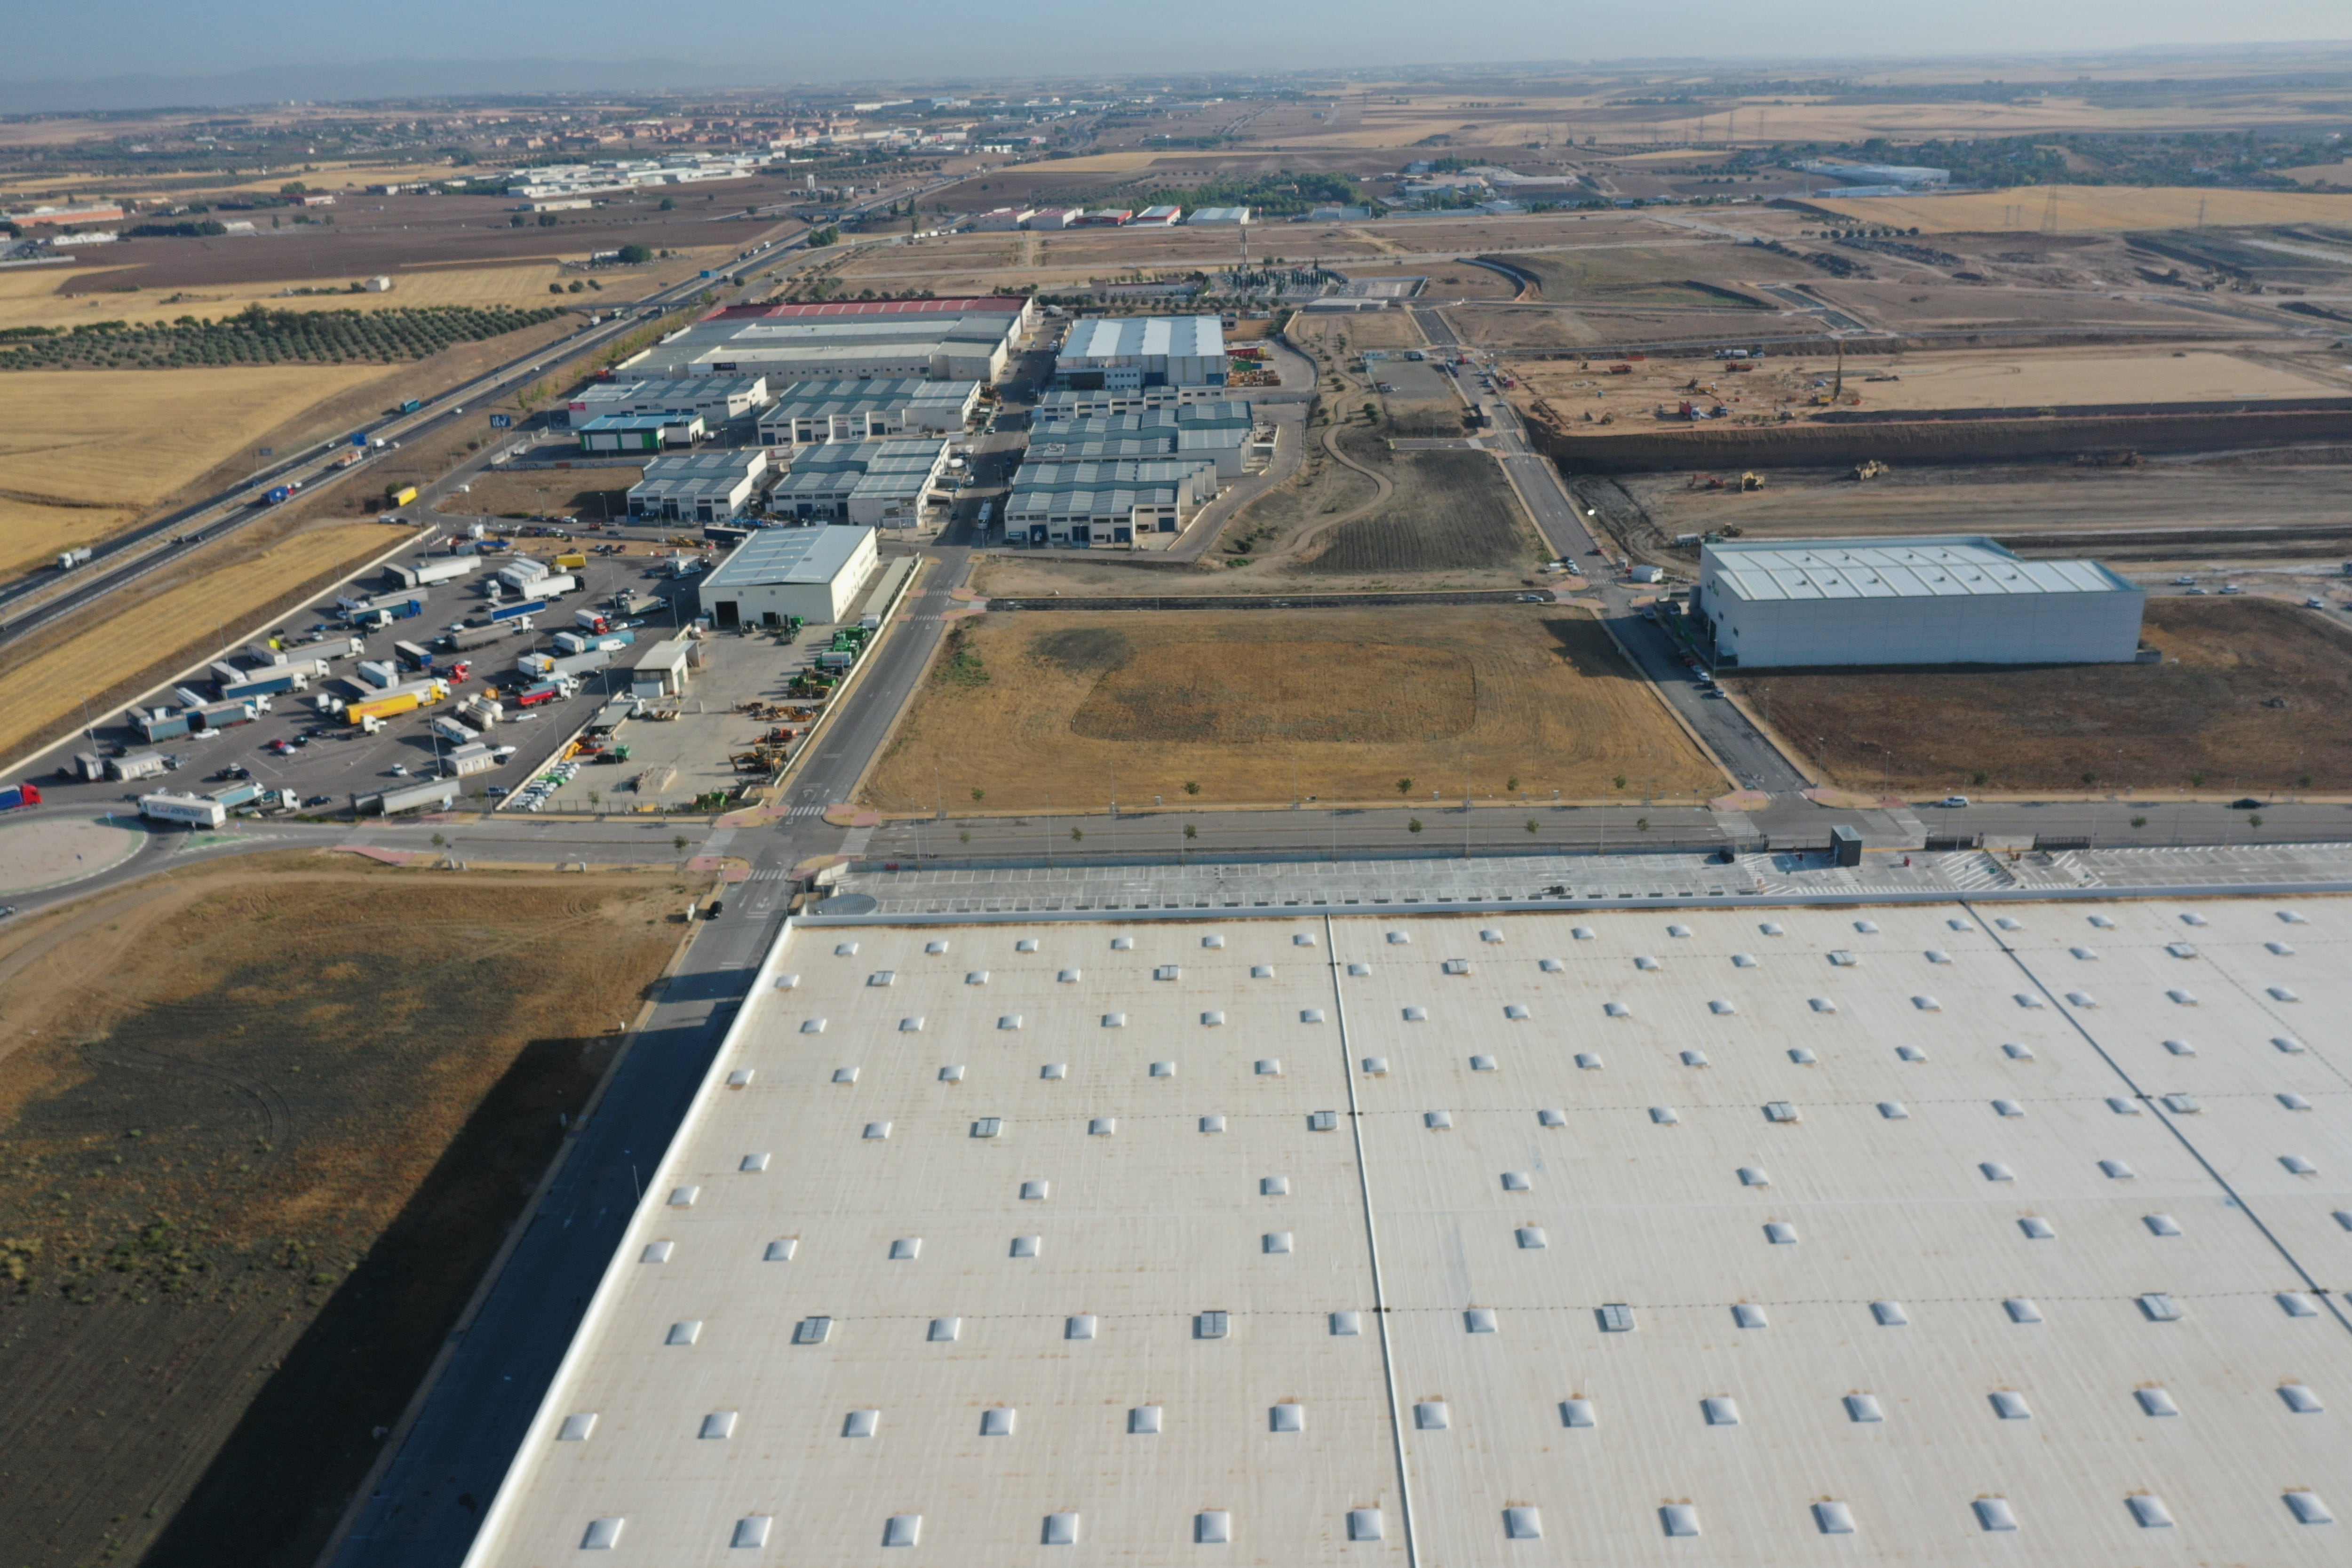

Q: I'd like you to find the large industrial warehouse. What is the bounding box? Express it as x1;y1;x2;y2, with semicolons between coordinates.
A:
1054;315;1230;392
1693;537;2147;668
637;297;1037;383
462;897;2351;1566
695;525;878;628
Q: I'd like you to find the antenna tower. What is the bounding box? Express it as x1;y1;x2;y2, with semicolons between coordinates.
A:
2040;189;2059;235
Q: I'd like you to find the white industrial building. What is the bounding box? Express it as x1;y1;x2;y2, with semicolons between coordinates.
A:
769;438;951;526
460;894;2352;1568
1029;400;1257;479
1055;315;1228;392
635;297;1036;384
696;525;878;628
1186;205;1250;224
626;450;769;523
965;207;1034;231
1694;537;2146;669
568;376;771;427
1005;457;1222;547
756;378;983;448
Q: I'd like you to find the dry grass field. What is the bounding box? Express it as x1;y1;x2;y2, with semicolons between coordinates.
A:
864;607;1720;810
0;522;390;766
1721;598;2352;795
1805;185;2352;234
0;366;387;577
0;854;681;1568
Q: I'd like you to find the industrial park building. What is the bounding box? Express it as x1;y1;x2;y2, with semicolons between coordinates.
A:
695;524;877;628
636;297;1036;383
1005;457;1220;547
574;412;703;453
460;897;2352;1568
756;378;982;448
768;438;951;526
1694;537;2146;669
1028;400;1257;479
1054;315;1228;392
625;450;769;523
567;375;771;427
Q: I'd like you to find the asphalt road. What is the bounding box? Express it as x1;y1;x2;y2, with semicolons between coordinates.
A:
1477;396;1812;794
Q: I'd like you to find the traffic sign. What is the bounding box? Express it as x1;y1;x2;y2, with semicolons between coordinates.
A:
489;414;513;429
351;432;368;447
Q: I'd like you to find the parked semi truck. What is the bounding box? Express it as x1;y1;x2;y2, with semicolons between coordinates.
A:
393;639;437;671
139;792;227;828
487;598;546;625
389;556;481;589
444;621;519;652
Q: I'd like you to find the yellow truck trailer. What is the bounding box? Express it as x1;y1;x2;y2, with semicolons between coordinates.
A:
389;484;420;508
553;551;588;571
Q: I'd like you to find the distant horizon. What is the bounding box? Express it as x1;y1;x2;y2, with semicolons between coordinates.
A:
7;12;2352;116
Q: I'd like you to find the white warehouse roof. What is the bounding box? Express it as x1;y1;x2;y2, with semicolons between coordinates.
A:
1058;314;1225;366
1705;536;2135;604
464;896;2352;1567
701;525;876;590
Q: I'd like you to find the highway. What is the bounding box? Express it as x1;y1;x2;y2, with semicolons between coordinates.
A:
0;169;964;655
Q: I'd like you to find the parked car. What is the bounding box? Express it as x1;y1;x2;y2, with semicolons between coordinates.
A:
304;794;334;807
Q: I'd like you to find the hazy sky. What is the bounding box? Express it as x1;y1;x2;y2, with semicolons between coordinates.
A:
10;0;2352;99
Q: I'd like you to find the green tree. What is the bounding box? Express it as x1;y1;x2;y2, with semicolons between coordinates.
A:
617;243;654;265
1396;778;1413;796
659;197;676;210
1070;828;1083;842
1183;780;1201;795
971;787;985;803
1407;818;1424;834
1183;823;1197;840
1613;775;1626;790
1524;819;1539;835
673;834;688;852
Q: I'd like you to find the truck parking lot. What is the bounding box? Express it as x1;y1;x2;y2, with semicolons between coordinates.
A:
24;531;708;824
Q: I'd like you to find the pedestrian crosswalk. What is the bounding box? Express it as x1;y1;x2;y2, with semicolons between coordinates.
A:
785;804;832;819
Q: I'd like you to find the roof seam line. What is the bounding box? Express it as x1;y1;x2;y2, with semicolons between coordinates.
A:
1964;895;2352;1340
1327;911;1420;1568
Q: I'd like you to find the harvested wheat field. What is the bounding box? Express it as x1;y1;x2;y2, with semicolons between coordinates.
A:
0;365;384;577
0;853;684;1568
0;522;391;767
864;606;1721;811
1722;598;2352;796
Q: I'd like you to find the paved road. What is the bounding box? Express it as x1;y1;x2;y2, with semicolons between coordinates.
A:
1476;396;1812;794
854;796;2352;867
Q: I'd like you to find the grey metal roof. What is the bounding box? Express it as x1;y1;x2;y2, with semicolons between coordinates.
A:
1057;314;1225;365
1703;537;2137;604
699;525;874;589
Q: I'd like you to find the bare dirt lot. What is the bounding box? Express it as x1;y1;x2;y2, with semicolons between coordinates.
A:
1804;185;2352;235
0;854;685;1568
864;606;1721;810
438;465;643;521
1721;597;2352;796
1299;449;1542;575
1608;446;2352;556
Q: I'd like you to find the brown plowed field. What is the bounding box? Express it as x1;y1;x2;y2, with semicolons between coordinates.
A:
1721;597;2352;795
1300;449;1541;575
863;606;1721;810
0;854;684;1568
